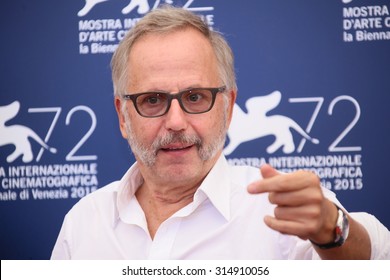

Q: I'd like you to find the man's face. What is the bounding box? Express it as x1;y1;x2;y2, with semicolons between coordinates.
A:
115;28;235;185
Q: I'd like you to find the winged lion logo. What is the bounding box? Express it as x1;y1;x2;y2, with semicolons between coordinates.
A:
224;91;319;155
0;101;57;163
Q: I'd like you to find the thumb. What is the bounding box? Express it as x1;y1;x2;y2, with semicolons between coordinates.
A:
247;164;278;194
260;164;279;179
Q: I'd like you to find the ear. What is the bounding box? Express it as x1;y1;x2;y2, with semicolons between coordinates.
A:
114;96;128;139
226;89;237;126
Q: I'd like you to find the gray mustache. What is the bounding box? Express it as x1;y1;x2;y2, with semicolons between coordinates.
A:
152;132;202;152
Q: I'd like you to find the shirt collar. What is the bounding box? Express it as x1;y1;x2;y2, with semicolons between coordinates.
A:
115;163;144;227
193;154;231;221
114;154;231;227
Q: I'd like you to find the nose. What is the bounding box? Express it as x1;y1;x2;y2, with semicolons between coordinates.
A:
164;99;188;131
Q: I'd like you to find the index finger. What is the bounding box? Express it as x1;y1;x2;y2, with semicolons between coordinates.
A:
247;169;318;194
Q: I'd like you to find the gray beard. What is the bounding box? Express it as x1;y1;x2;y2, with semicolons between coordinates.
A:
124;112;228;167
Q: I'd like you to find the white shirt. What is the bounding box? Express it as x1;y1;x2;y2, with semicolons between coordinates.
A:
51;155;390;259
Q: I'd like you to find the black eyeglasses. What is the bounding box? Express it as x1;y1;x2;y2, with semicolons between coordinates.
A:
122;86;226;118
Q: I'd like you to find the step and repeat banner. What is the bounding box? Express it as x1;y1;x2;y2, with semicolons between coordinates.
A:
1;0;389;259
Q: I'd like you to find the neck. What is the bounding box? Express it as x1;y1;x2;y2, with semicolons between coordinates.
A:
134;151;222;238
135;179;201;239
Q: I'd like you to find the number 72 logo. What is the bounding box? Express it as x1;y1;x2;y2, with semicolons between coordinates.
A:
0;103;98;163
31;105;98;162
224;94;362;155
289;95;362;153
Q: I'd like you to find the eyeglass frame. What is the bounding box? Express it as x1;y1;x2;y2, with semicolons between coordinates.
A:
121;86;227;118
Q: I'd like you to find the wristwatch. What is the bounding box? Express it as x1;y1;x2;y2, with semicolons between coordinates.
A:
311;204;350;249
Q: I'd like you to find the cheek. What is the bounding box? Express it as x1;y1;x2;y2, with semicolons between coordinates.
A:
131;117;162;142
211;100;228;127
191;112;224;139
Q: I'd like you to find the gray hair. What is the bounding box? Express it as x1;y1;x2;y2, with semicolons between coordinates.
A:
111;5;236;97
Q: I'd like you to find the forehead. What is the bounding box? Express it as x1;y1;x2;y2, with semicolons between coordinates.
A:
127;28;219;91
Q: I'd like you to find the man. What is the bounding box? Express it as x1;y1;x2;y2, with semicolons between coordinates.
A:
51;6;390;259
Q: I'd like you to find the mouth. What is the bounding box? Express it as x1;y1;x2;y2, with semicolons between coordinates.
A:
160;143;194;152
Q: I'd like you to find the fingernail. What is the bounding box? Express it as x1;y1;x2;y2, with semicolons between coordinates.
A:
247;183;256;193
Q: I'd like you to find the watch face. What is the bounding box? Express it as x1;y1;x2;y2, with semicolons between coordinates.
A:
335;208;349;246
335;225;343;239
335;209;344;243
341;209;350;241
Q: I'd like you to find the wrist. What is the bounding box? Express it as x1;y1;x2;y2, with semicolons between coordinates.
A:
310;203;350;249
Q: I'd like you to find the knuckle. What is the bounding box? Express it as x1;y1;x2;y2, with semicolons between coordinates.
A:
308;172;321;187
307;204;322;218
268;192;277;204
273;206;282;218
312;191;324;204
274;177;288;191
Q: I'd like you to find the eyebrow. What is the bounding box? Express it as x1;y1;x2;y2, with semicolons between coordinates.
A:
135;85;206;94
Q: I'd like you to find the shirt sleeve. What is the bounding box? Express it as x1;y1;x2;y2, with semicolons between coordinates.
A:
321;187;390;260
50;214;72;260
349;212;390;260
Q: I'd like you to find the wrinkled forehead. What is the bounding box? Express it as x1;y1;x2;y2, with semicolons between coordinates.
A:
127;28;220;91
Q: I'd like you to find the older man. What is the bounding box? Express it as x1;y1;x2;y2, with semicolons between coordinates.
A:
51;6;390;259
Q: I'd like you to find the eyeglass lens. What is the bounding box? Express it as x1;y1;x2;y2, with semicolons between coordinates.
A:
136;89;214;117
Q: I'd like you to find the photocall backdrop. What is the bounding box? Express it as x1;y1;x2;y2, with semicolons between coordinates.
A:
1;0;389;259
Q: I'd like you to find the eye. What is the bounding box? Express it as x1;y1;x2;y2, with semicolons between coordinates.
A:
139;93;165;106
146;95;160;105
187;92;202;102
184;89;209;103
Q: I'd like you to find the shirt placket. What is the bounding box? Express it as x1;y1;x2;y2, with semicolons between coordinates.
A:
147;217;182;259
